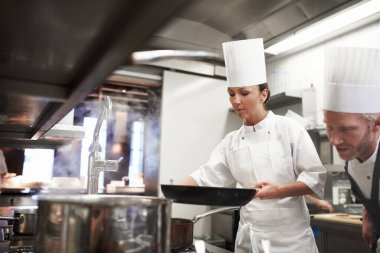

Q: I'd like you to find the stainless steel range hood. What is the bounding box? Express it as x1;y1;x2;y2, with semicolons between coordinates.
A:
41;110;85;140
144;0;360;55
0;0;189;147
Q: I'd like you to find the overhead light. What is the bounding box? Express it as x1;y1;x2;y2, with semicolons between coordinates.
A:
265;0;380;55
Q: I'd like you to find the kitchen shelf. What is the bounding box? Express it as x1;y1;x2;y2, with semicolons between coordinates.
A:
228;91;302;112
0;0;188;147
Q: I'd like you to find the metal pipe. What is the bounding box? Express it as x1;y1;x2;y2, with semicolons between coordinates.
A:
131;50;225;66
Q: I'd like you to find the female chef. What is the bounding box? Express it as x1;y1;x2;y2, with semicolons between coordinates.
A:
179;38;326;253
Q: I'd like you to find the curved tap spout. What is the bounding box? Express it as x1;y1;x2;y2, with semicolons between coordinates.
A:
87;96;120;194
92;96;112;145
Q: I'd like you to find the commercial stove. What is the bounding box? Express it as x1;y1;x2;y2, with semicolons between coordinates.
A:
8;235;34;253
6;238;232;253
172;242;233;253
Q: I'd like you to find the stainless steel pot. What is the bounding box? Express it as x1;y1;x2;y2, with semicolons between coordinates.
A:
0;207;38;235
34;194;171;253
171;206;240;251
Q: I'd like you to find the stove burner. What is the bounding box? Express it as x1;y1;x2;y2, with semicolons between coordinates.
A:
171;244;210;253
172;245;197;253
9;235;34;253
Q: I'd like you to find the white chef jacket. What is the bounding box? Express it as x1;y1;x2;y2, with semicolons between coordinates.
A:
191;111;326;253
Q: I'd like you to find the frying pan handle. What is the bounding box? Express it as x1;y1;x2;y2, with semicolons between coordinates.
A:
192;206;240;223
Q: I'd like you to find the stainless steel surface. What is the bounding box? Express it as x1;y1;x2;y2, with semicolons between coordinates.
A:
147;0;359;54
131;50;225;66
13;208;38;235
0;207;38;236
0;0;364;147
0;225;13;240
171;218;193;251
211;209;239;248
0;0;188;146
9;235;35;253
87;96;122;194
34;194;171;253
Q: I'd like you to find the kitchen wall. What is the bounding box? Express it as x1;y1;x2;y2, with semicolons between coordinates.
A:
159;70;241;236
267;19;380;126
266;20;380;202
157;18;380;237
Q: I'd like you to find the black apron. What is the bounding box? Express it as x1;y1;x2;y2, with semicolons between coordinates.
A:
344;142;380;253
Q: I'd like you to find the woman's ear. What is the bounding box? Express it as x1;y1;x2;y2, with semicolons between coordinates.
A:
261;89;268;102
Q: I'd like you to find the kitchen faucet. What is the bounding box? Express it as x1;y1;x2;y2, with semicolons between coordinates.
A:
87;96;122;194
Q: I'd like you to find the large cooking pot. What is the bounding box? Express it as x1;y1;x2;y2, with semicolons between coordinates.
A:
0;207;38;235
171;206;240;251
34;194;171;253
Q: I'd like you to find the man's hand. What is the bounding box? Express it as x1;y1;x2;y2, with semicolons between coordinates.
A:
362;207;373;248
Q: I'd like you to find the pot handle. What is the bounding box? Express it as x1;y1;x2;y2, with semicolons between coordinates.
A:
192;206;240;224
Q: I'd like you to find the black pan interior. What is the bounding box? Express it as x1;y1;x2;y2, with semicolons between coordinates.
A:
161;184;256;206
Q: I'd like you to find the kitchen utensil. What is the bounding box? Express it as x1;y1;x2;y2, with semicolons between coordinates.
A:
0;225;13;240
161;184;257;206
34;194;171;253
0;207;38;235
171;206;240;251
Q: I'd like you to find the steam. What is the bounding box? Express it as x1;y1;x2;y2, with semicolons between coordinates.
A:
51;86;162;192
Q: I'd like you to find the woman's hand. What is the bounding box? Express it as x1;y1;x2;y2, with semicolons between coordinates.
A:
177;176;198;186
254;181;284;199
254;181;313;200
305;195;334;213
315;199;334;213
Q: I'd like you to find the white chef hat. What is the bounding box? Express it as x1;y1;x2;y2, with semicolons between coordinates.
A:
222;38;267;87
323;47;380;113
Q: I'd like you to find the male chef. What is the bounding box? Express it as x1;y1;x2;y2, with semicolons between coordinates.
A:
323;47;380;253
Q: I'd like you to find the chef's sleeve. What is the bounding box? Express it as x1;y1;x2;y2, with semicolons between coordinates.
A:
191;139;236;187
291;126;327;199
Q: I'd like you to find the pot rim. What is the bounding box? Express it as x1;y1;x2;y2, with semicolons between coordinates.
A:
34;194;170;207
171;218;193;224
14;207;38;214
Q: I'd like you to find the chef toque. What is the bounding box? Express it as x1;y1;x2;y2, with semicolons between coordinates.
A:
223;38;267;87
323;47;380;113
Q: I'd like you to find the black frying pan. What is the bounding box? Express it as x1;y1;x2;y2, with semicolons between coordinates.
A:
161;184;257;206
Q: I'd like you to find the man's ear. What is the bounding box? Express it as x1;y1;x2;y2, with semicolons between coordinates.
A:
375;115;380;129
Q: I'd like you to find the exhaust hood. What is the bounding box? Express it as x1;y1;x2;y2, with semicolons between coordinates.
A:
41;110;85;141
0;0;188;147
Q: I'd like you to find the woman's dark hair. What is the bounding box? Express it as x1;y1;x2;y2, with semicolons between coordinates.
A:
258;83;270;103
